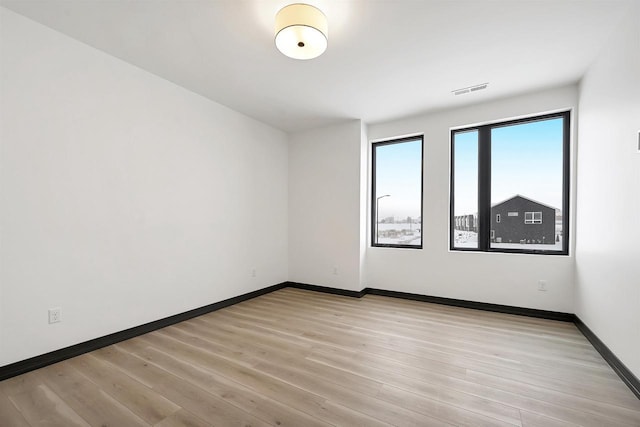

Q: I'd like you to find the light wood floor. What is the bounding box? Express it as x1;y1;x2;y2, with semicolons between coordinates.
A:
1;288;639;427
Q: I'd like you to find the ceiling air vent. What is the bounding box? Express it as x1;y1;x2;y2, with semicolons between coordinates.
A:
452;83;488;96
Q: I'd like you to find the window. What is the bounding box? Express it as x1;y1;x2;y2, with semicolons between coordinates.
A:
451;130;479;249
450;111;569;255
525;212;542;224
372;136;423;248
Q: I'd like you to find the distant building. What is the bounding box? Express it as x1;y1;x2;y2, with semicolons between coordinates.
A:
491;195;556;244
454;213;478;233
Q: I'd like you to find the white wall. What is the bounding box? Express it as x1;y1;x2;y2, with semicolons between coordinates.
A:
575;2;640;378
366;86;578;312
288;120;366;291
0;8;288;366
359;121;369;288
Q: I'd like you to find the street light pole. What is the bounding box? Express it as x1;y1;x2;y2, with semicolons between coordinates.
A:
376;194;391;243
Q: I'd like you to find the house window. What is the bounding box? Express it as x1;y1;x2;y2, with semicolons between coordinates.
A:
372;135;423;248
525;212;542;224
450;111;569;255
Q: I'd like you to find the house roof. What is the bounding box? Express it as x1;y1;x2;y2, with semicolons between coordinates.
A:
491;194;557;211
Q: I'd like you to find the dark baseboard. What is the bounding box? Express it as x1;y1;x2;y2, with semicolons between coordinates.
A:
3;281;638;401
0;282;287;381
285;282;573;322
286;281;366;298
574;315;640;399
365;288;575;322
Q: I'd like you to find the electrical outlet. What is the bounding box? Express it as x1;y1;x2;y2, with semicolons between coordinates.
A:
538;280;548;292
251;269;256;277
48;308;61;324
332;267;338;275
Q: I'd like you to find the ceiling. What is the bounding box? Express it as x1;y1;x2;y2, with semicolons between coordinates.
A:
1;0;632;133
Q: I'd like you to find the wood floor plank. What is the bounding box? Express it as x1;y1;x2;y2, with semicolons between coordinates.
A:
0;370;44;397
377;384;520;427
117;333;327;411
221;304;530;372
95;344;273;427
38;361;150;427
248;359;456;427
177;318;385;397
124;330;392;427
258;294;604;364
0;390;31;427
519;410;580;427
153;409;211;427
313;400;395;427
466;369;640;420
214;307;531;385
67;353;181;425
225;294;638;404
278;289;578;336
2;288;638;427
270;292;591;365
308;344;640;425
216;312;490;376
304;349;523;426
119;339;333;427
8;383;90;427
244;298;616;379
122;331;433;427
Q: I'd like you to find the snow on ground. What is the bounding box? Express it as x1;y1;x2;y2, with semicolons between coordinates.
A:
453;229;563;251
492;239;562;251
376;222;421;245
454;230;477;247
378;235;421;245
377;225;563;250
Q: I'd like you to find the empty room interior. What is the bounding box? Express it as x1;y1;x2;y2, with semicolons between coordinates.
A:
1;1;639;426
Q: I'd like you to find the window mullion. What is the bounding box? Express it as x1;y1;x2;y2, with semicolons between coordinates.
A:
477;126;492;251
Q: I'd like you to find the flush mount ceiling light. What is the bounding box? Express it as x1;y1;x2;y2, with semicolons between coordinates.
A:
275;3;328;60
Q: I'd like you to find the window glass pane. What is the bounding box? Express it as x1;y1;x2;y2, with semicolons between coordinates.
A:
452;130;478;249
373;138;422;247
490;118;564;250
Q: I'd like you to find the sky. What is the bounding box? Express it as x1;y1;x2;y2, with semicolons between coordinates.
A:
454;117;564;216
453;130;478;216
374;117;564;220
375;138;422;220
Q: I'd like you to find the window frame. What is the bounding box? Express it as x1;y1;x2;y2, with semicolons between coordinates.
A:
449;111;570;255
371;135;424;249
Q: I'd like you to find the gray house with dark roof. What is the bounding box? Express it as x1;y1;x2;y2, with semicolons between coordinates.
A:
491;195;556;244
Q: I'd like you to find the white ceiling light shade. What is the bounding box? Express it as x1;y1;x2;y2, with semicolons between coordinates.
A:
275;4;328;60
